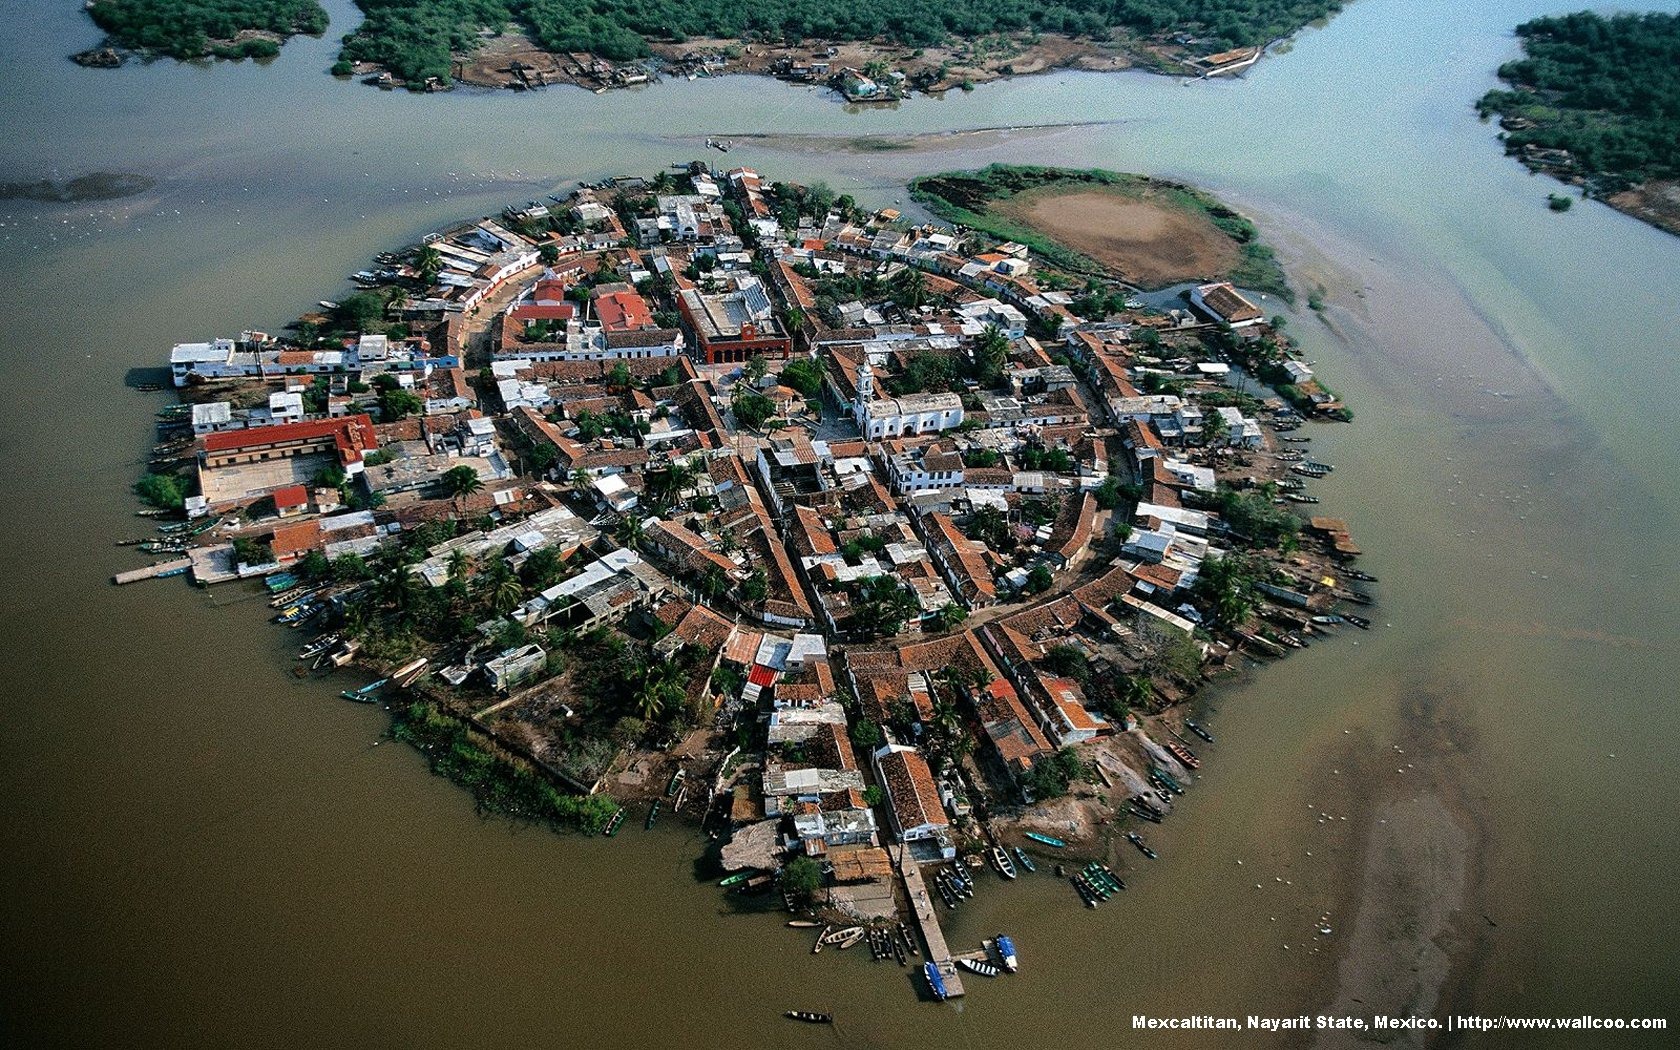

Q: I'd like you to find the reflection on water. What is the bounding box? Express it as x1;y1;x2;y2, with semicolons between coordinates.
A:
2;0;1677;1046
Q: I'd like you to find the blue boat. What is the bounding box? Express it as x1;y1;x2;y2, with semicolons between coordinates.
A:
264;573;299;593
339;677;387;703
995;934;1019;973
923;961;948;1001
1024;832;1065;848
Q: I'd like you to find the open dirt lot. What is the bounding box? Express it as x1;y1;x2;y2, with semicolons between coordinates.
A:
993;186;1241;288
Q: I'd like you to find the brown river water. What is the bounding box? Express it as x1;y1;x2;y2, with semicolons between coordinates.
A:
2;0;1676;1046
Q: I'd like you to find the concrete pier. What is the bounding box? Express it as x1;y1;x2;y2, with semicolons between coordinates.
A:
111;558;192;585
894;845;964;999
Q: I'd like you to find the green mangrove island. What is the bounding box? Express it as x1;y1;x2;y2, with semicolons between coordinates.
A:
1478;10;1680;237
76;0;1345;94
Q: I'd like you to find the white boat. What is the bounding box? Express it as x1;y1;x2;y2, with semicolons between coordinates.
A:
958;958;999;977
821;925;862;945
390;657;428;687
990;846;1017;879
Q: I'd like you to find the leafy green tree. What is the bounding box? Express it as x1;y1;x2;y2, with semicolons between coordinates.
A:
134;472;187;510
1024;564;1054;594
731;388;776;431
781;855;824;900
779;357;824;397
377;386;422;421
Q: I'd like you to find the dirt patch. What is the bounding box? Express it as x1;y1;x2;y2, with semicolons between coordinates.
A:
1607;179;1680;238
994;186;1242;288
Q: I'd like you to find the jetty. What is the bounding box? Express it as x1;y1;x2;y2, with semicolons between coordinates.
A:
111;558;192;585
894;846;964;999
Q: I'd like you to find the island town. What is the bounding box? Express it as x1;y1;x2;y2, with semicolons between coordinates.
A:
121;163;1372;1009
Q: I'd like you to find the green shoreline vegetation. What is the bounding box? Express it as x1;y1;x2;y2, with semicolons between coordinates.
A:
909;164;1292;300
1478;11;1680;229
81;0;1342;87
86;0;329;61
394;699;620;832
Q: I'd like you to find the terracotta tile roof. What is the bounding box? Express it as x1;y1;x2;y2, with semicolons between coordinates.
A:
272;484;308;511
202;414;378;467
268;519;323;560
877;748;945;832
975;677;1052;772
1197;282;1262;323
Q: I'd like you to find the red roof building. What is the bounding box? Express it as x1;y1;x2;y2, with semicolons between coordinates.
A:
272;484;309;516
595;289;654;333
201;414;377;470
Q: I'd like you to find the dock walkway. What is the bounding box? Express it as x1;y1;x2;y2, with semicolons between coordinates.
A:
111;558;192;585
894;845;964;999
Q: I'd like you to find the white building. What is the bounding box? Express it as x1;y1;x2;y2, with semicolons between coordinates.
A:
852;363;964;440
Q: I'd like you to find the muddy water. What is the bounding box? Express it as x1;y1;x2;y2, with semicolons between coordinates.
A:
2;0;1677;1046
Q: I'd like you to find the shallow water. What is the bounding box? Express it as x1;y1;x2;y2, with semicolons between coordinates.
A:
2;0;1677;1046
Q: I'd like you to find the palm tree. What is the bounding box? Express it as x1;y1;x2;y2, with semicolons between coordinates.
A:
892;266;928;309
615;514;645;549
633;661;684;722
447;549;471;586
492;573;525;615
413;245;443;285
974;323;1010;385
441;465;483;513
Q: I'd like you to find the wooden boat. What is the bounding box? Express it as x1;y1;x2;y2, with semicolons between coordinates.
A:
1166;741;1201;769
898;922;918;956
1149;766;1185;794
821;925;862;945
834;928;866;950
924;961;949;1001
391;657;429;688
1345;569;1379;582
1310;614;1344;626
297;633;341;660
994;933;1019;972
603;808;625;836
1012;846;1036;873
1127;832;1158;860
990;846;1017;879
719;871;753;887
1024;832;1065;848
1186;720;1215;744
1303;460;1334;473
1291;464;1330;478
1344;614;1373;630
645;801;661;829
958;958;999;977
1071;876;1100;907
811;925;832;953
786;919;821;928
784;1011;832;1025
329;640;360;667
339;677;387;703
1287;494;1321;504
